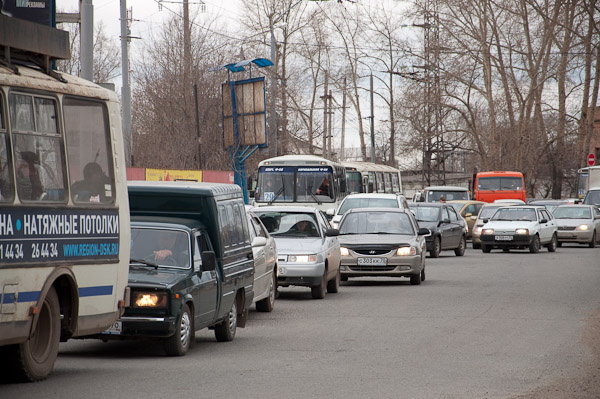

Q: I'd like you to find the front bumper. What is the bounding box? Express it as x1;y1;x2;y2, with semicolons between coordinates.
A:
480;234;533;248
557;229;594;243
340;255;421;277
277;261;326;287
99;314;178;339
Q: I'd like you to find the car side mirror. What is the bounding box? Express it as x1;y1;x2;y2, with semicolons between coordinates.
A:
417;227;431;236
201;250;216;272
540;218;548;224
483;218;489;223
325;228;339;237
441;218;450;224
252;236;267;247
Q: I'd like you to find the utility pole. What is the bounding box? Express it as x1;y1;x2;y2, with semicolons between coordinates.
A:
341;77;347;161
327;89;333;159
322;73;329;158
370;73;375;163
80;0;93;81
120;0;132;165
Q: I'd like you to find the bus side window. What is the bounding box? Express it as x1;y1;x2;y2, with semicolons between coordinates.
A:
64;97;115;205
0;95;14;201
10;93;67;202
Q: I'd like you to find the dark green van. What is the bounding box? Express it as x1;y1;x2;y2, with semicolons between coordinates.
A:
97;181;254;355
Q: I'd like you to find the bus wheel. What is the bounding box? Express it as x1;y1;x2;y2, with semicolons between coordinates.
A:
9;286;61;382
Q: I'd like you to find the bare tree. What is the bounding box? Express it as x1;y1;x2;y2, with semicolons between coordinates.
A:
131;10;237;170
56;21;120;83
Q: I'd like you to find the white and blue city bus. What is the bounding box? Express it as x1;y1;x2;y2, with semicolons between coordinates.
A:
254;155;348;212
0;17;130;382
342;161;403;194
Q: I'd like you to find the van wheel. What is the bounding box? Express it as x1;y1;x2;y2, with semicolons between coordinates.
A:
4;286;60;382
256;271;276;312
311;270;327;299
215;300;237;342
164;303;192;356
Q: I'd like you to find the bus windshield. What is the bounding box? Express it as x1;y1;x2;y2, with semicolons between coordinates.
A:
256;166;335;203
478;176;523;190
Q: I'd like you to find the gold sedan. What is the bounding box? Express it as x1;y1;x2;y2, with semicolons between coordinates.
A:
447;200;486;239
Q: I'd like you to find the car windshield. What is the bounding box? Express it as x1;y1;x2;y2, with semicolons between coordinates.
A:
490;208;536;221
337;197;398;215
553;206;591;219
257;212;320;238
130;228;190;269
339;212;414;235
412;206;439;222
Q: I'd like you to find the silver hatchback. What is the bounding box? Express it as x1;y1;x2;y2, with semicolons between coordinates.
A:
553;205;600;248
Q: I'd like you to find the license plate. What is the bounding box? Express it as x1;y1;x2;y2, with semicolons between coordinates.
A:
357;257;387;266
102;320;122;335
495;235;513;241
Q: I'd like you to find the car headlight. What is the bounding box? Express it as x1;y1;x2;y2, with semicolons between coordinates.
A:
515;228;529;235
473;226;482;234
340;247;350;256
132;291;168;309
576;224;591;231
482;228;495;235
288;255;317;263
396;246;416;256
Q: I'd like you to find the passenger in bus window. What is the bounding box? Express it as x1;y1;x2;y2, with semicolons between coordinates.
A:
72;162;111;203
16;151;43;200
316;177;330;197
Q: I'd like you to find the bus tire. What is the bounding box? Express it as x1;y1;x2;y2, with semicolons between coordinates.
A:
9;286;61;382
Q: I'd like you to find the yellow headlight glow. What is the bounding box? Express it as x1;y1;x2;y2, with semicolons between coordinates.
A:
396;247;416;256
132;291;168;308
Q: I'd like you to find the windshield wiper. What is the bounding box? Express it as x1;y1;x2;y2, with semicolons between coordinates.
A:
268;186;285;205
130;258;159;269
306;185;322;205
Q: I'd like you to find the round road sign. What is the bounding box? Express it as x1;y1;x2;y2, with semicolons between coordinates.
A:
588;153;596;166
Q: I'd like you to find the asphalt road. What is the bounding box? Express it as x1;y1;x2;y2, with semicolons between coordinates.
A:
1;244;599;398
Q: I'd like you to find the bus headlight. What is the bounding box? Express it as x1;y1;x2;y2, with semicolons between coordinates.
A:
132;291;168;309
